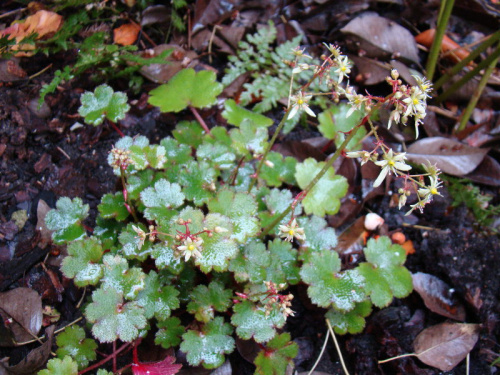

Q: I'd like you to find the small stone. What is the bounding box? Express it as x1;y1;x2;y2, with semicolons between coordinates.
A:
364;213;384;231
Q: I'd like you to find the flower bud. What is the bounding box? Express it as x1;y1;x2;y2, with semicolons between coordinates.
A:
391;69;399;80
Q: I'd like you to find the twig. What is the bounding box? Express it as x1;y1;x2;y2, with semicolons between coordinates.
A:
326;319;350;375
28;64;53;80
208;25;222;64
0;8;26;19
307;329;330;375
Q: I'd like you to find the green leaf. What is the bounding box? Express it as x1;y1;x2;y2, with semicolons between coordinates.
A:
172;121;205;147
148;68;223;112
160;137;193;164
150;242;183;274
140;179;185;222
125;169;155;200
326;300;372;335
358;236;413;307
254;332;298;375
85;287;147;343
178;160;217;206
110;136;166;174
232;300;286;343
61;237;103;287
55;326;97;369
229;240;269;283
258;188;302;231
196;142;236;170
230;119;268;158
45;197;89;244
298;215;338;256
155;317;184;349
208;189;259;243
295;158;348;216
259;152;297;187
222;99;273;127
300;250;366;311
78;84;130;126
118;223;153;261
318;103;366;151
98;192;129;221
267;238;300;285
96;370;114;375
38;356;78;375
101;254;146;300
180;317;235;369
187;281;232;322
137;271;180;320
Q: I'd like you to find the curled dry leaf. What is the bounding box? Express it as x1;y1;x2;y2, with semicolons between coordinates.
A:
341;12;419;63
412;272;466;321
406;137;489;176
114;23;141;46
413;323;479;372
415;29;470;63
0;287;43;345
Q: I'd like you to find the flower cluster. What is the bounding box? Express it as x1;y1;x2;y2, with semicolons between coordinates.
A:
109;147;133;171
263;281;295;319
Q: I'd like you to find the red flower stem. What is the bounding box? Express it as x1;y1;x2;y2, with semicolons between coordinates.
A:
78;342;132;375
189;106;212;136
108;120;125;137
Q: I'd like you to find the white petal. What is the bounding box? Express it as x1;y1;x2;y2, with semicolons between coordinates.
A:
373;167;389;187
304;106;316;117
288;106;299;120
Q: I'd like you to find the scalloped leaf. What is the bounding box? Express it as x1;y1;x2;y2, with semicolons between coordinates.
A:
38;356;78;375
45;197;89;244
78;84;130;126
178;160;217;206
229;119;268;158
318;104;366;151
196;142;236;170
300;249;366;311
267;238;300;285
55;326;97;369
208;189;259;243
118;223;153;261
180;317;235;369
254;332;298;375
148;69;222;112
160;137;193;165
61;237;104;287
187;281;232;322
232;300;285;343
137;271;180;320
125;169;155;200
295;158;348;216
222;99;273;127
172;121;205;147
326;300;372;335
140;179;185;222
155;317;184;349
298;215;338;258
98;192;129;221
258;188;302;231
109;136;166;174
150;242;183;274
229;240;270;283
85;287;147;343
260;152;297;187
358;236;413;307
101;254;146;300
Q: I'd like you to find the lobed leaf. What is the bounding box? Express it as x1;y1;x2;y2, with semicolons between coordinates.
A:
45;197;89;244
55;326;97;369
98;192;129;221
326;300;372;335
61;237;104;287
229;119;268;158
187;281;233;322
136;271;180;320
101;254;146;300
78;84;130;126
155;317;184;349
140;179;185;222
259;152;297;187
38;356;78;375
222;99;273;127
254;332;298;375
318;104;366;151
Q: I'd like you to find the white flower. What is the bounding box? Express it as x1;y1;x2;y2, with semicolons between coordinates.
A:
288;92;315;119
292;47;312;60
278;218;306;242
292;63;310;74
177;237;203;261
417;176;442;201
402;87;426;117
345;150;372;165
132;225;146;250
373;149;412;187
413;75;433;98
334;55;351;84
345;89;367;117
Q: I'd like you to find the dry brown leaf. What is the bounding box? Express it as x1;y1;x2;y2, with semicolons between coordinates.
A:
413;323;479;372
412;272;466;321
113;23;141;46
406;137;489;176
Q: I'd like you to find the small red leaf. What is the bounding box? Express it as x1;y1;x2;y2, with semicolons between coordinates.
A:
132;355;182;375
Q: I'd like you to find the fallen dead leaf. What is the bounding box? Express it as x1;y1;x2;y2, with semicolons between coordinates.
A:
0;288;43;345
412;272;466;321
406;137;489;176
114;23;141;46
36;199;53;250
413;322;479;372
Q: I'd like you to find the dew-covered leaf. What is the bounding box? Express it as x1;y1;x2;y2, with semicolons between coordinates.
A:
229;240;270;283
140;179;185;222
55;326;97;369
118;223;153;261
406;137;489;176
196;142;236;170
187;281;232;322
109;136;166;174
258;188;302;231
101;254;146;300
254;332;298;375
150;242;183;274
180;317;235;369
136;271;179;320
172;121;205;147
230;119;268;157
298;215;338;257
222;99;273;127
98;192;129;221
45;197;89;244
208;189;259;243
260;152;297;187
318;104;366;151
295;158;348;216
85;287;147;343
38;356;78;375
413;323;479;372
300;249;366;310
148;68;222;112
79;84;130;126
178;160;217;206
231;300;285;343
326;300;372;335
160;137;193;164
358;236;412;307
155;316;184;349
412;272;465;321
61;237;104;287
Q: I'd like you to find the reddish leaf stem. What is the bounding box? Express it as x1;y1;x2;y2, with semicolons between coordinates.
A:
189;106;212;136
78;342;132;375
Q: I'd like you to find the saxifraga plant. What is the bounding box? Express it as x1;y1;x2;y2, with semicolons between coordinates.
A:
41;43;439;374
